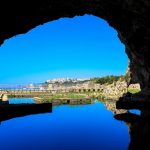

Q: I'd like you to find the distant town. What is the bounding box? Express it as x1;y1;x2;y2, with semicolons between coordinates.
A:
45;77;101;92
0;77;99;91
0;76;131;92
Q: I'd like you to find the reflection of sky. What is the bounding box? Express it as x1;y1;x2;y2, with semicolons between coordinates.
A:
0;15;127;84
9;98;35;104
0;102;129;150
129;109;141;115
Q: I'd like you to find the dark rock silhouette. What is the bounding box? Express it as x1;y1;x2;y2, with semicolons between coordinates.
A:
0;103;52;123
114;112;142;123
116;90;150;109
114;110;150;150
116;96;150;110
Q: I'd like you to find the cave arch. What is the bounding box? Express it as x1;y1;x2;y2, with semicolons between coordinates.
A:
0;0;150;96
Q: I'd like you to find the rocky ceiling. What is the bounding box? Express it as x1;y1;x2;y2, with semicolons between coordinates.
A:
0;0;150;96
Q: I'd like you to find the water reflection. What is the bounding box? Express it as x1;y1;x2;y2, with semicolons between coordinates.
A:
98;99;150;150
9;98;35;104
114;108;150;150
0;99;129;150
0;103;52;123
0;98;93;123
2;97;148;150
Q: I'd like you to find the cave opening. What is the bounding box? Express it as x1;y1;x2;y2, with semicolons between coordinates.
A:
0;2;149;150
0;14;128;85
0;7;146;150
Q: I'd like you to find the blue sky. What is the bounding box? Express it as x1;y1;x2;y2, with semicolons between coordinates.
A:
0;15;128;84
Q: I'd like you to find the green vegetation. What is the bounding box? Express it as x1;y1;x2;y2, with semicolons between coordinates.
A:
34;93;95;105
91;75;125;84
37;92;110;102
128;88;141;94
40;93;87;100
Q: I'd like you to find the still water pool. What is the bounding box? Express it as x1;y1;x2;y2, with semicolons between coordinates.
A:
0;99;129;150
9;98;35;104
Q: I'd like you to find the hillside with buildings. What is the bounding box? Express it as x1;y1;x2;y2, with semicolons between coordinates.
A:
44;76;140;100
1;76;140;101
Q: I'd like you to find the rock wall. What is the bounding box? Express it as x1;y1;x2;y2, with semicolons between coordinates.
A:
0;0;150;97
100;81;141;100
100;81;127;100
